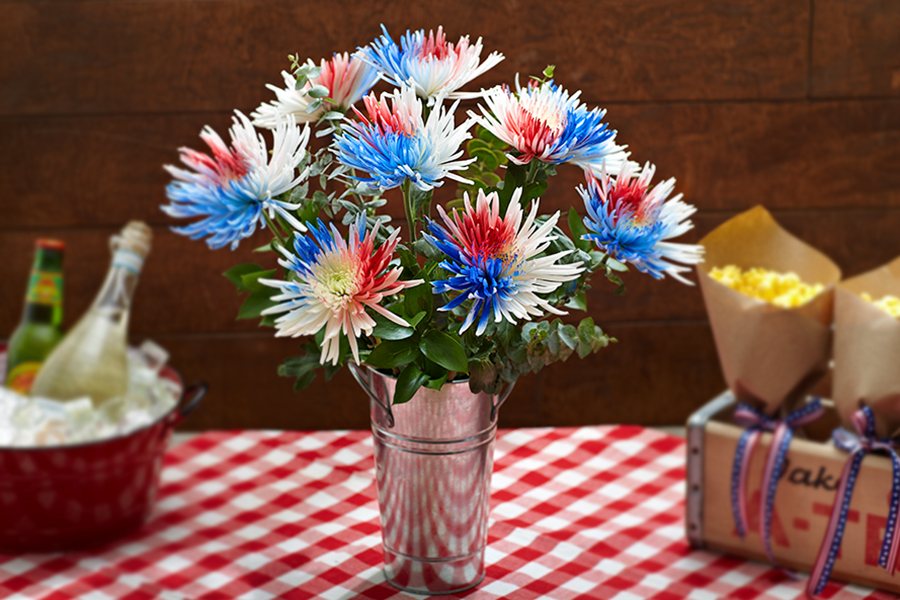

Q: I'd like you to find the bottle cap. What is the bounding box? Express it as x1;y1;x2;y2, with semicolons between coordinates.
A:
112;221;152;258
36;239;66;251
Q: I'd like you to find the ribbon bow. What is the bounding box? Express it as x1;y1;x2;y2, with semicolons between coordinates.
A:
808;406;900;596
730;398;824;572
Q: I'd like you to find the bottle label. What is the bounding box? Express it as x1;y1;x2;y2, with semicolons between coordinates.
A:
113;249;144;274
5;361;42;394
26;271;63;307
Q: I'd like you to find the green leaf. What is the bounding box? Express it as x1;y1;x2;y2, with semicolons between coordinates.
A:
320;111;344;121
240;269;275;292
424;373;448;390
223;263;264;292
607;257;629;272
568;207;591;251
365;338;421;370
522;181;548;201
371;311;415;340
306;98;323;114
293;370;316;391
237;289;278;320
543;65;556;79
394;363;429;405
565;290;587;311
404;281;433;317
406;311;427;328
420;330;468;373
468;359;499;394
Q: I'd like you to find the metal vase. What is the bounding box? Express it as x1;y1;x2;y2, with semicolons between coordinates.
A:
349;363;512;595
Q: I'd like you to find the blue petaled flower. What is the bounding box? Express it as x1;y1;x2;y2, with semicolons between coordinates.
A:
162;111;310;250
332;86;474;191
425;188;584;335
471;78;630;175
356;25;504;102
579;162;703;284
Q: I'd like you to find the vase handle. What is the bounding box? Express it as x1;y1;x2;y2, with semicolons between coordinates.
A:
491;382;516;422
349;363;395;428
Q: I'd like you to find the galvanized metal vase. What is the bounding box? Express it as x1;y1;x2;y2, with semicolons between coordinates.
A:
349;363;513;595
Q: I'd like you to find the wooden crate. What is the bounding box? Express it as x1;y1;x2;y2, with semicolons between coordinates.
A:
686;392;900;593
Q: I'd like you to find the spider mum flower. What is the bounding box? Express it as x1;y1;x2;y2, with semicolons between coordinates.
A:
472;78;630;174
251;53;380;128
261;216;423;365
425;188;584;335
333;86;474;191
356;25;504;102
162;111;310;250
579;162;703;285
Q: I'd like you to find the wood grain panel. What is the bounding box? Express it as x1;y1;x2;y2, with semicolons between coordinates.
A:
4;208;900;338
542;99;900;214
811;0;900;98
4;99;899;230
541;321;723;426
0;0;809;117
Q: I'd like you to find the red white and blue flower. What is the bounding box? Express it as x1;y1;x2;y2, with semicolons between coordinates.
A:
162;111;310;250
579;162;703;284
252;53;380;128
261;216;423;365
356;25;504;102
426;189;584;335
333;86;474;191
472;78;630;174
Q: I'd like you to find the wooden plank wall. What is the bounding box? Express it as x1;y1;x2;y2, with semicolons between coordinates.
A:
1;0;898;431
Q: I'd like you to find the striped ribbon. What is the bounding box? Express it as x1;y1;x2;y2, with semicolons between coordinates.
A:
730;398;824;573
808;406;900;597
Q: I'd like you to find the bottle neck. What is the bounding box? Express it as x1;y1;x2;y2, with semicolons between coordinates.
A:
22;247;64;326
91;248;144;321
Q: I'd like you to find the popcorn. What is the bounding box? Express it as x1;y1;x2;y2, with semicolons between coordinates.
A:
709;265;824;308
860;293;900;318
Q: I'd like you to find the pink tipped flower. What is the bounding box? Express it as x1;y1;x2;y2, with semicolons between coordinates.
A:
356;25;504;102
472;78;630;174
251;53;380;128
261;216;423;365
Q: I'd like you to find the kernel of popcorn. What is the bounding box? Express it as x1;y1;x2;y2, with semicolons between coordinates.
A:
709;265;823;308
861;293;900;318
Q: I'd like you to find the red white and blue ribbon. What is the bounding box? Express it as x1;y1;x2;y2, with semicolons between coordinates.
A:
808;406;900;597
730;398;824;572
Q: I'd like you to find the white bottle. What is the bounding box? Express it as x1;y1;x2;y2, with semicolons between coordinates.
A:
31;222;152;406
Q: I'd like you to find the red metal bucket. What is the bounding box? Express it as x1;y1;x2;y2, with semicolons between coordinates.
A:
0;343;205;552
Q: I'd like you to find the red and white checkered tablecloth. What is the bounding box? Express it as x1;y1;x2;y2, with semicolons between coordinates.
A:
0;426;891;599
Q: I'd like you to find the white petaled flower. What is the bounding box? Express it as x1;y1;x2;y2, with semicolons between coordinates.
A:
425;188;584;335
333;86;475;191
471;78;631;175
356;25;504;103
162;111;310;250
251;53;380;128
579;162;703;284
261;216;423;365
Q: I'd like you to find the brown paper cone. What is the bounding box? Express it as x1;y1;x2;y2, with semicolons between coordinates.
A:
697;206;841;415
834;257;900;438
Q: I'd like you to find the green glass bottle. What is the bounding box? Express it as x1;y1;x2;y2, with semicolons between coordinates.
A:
5;239;65;394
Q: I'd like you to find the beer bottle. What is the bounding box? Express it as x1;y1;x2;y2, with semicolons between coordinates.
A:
5;240;65;394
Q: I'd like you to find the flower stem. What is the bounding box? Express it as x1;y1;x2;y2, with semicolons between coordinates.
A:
401;180;418;242
525;160;540;185
263;209;287;249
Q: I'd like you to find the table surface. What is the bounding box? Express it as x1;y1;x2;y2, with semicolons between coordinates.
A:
0;426;891;600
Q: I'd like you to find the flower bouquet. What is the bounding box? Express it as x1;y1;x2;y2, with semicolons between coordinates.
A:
161;25;702;594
